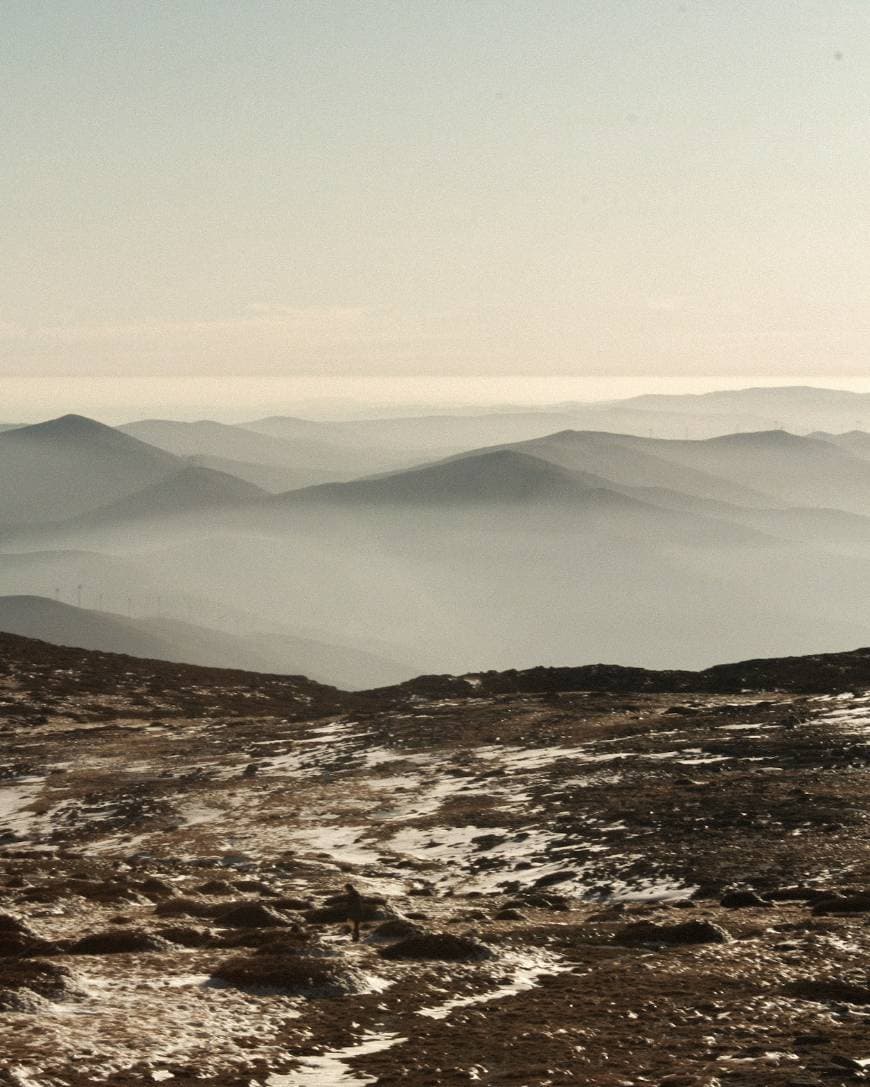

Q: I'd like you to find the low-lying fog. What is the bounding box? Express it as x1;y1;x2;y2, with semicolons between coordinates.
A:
3;387;870;688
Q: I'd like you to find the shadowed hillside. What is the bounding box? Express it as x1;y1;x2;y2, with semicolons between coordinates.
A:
0;596;411;689
0;415;180;524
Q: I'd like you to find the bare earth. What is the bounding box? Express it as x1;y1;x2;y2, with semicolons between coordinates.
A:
1;634;870;1087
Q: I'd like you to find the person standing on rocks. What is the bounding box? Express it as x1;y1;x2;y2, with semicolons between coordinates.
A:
345;882;364;942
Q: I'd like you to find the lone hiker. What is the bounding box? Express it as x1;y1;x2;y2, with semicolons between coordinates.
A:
345;882;364;942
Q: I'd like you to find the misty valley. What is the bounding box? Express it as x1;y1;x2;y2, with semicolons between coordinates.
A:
4;386;870;689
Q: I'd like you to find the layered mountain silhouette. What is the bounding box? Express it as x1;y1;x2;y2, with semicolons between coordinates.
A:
611;385;870;435
184;453;324;492
406;428;870;515
120;417;416;483
243;411;591;454
6;402;870;685
68;466;264;529
278;449;631;507
810;430;870;462
0;415;180;524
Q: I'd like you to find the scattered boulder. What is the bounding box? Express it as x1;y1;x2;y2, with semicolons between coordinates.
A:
0;913;36;935
784;979;870;1005
494;908;527;921
614;920;731;947
379;932;492;962
217;928;308;953
534;870;578;889
455;908;488;922
270;895;313;912
64;878;140;905
366;919;422;943
812;892;870;915
157;925;214;949
212;952;366;997
503;892;571;912
69;928;170;955
0;912;57;956
214;902;289;929
233;878;275;894
137;877;175;899
305;897;392;925
155;896;221;919
766;885;836;903
196;879;236;896
719;889;770;909
0;958;75;1002
471;833;506;851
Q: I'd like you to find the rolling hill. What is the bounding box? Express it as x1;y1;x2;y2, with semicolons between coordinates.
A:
0;414;181;525
0;596;410;689
426;428;870;515
69;466;265;528
810;430;870;462
611;385;870;434
120;417;412;481
277;449;629;507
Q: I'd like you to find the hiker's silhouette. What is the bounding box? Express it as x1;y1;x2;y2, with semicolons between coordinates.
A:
345;882;364;942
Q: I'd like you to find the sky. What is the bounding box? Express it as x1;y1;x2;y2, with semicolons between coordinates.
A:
3;1;870;407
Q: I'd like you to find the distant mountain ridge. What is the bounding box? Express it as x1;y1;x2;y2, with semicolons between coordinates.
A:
0;596;411;689
276;448;638;507
7;404;870;686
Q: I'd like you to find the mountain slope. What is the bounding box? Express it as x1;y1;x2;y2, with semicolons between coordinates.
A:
120;417;405;479
68;466;265;528
440;430;776;508
120;418;311;465
0;596;410;689
0;415;181;524
810;430;870;462
276;449;632;507
184;453;332;492
605;429;870;513
439;427;870;515
0;595;179;661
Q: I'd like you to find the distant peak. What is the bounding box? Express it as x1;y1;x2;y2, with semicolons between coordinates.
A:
45;413;105;430
6;413;114;439
705;429;806;445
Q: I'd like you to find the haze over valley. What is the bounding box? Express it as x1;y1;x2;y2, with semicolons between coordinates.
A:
4;385;870;687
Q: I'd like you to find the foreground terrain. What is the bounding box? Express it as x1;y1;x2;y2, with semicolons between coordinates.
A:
2;634;870;1086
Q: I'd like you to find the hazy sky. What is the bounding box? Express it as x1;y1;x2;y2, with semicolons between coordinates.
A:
3;1;869;387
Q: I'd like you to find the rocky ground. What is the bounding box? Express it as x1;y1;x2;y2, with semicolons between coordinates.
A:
1;633;870;1086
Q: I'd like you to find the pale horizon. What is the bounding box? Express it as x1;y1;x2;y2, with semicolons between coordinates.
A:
8;373;870;424
4;2;870;389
